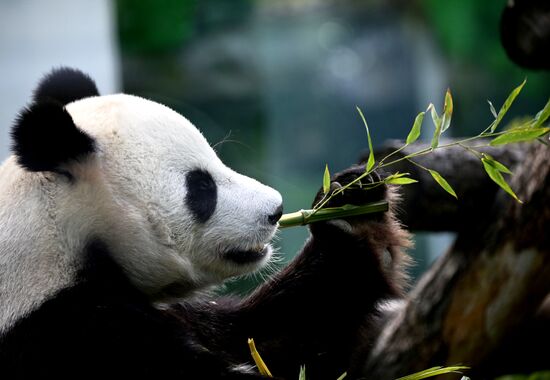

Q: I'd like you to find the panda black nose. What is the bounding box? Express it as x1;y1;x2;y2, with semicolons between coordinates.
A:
267;204;283;225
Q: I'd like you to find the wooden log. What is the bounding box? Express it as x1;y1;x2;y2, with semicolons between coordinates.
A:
361;142;550;379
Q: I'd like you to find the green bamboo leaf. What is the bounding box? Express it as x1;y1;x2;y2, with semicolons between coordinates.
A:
366;150;375;173
429;169;457;199
397;366;469;380
406;112;425;145
336;372;347;380
323;164;330;195
488;100;498;119
428;104;442;150
441;89;453;133
386;177;418;185
489;127;550;146
481;154;512;174
482;158;522;203
428;103;440;125
385;172;410;180
299;366;306;380
356;106;375;172
489;79;526;133
531;98;550;128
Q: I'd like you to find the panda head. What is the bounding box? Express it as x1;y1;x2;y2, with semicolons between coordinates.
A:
9;67;283;300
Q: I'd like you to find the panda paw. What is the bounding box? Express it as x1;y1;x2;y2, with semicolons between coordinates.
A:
310;165;388;235
311;164;387;209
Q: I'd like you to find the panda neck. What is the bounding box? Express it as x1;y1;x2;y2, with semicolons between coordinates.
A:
0;176;58;331
0;170;97;333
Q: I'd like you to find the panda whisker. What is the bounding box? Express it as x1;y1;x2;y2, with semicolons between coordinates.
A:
270;230;282;244
256;249;284;284
212;130;234;150
212;131;251;153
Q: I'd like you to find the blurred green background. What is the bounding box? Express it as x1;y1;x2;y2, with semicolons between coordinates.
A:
1;0;548;294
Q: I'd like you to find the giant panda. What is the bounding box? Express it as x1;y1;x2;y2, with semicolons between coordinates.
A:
0;67;411;379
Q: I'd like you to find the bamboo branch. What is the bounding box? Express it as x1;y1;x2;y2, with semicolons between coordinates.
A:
278;201;389;229
366;140;527;232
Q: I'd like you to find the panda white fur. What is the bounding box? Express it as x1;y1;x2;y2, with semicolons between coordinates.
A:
0;68;410;379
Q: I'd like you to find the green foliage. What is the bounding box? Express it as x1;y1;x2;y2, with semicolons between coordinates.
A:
336;372;348;380
481;154;512;174
490;127;550;146
488;100;498;119
294;364;466;380
406;112;425;145
323;164;331;195
299;366;306;380
249;337;468;380
430;89;453;149
279;81;549;228
489;80;526;133
532;99;550;129
482;157;521;203
386;177;419;185
441;89;454;133
429;103;443;150
356;106;375;173
428;169;457;199
396;366;469;380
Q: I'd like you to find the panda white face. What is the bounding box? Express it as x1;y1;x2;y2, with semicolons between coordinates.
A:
63;94;283;298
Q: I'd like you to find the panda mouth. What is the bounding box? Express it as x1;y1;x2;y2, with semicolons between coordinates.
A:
223;244;270;264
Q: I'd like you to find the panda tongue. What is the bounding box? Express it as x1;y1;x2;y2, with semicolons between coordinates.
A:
223;245;268;264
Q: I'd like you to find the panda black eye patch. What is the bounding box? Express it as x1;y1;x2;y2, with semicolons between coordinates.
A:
185;169;218;223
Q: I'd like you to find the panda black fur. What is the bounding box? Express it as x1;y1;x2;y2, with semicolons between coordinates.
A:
0;68;411;379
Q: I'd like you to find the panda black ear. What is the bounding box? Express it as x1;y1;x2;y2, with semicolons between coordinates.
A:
11;100;96;172
33;67;100;105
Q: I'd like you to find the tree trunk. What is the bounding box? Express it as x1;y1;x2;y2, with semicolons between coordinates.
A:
362;142;550;379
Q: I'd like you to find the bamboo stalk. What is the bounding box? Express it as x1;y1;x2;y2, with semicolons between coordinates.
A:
278;201;389;229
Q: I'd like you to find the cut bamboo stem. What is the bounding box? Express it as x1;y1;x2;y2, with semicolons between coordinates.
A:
278;201;389;229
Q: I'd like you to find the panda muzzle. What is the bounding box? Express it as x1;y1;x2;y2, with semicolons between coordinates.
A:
223;244;269;264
